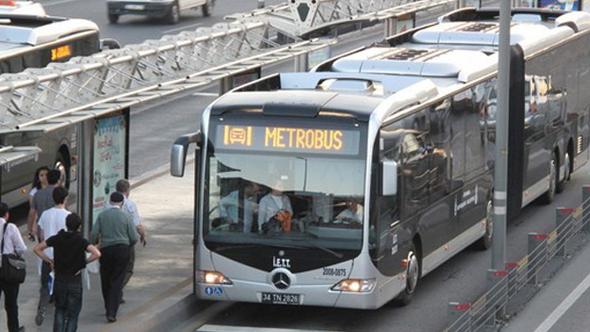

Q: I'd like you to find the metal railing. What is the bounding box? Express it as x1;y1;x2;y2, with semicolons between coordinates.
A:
445;186;590;332
0;0;458;135
230;0;458;38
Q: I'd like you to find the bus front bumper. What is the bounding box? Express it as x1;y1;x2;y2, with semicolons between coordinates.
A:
107;1;174;17
195;275;406;310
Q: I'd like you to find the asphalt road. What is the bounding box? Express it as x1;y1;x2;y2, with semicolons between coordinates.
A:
43;0;286;46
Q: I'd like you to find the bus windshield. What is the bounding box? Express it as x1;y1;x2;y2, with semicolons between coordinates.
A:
203;118;367;256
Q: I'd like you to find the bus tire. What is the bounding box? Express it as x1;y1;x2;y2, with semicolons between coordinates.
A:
540;153;557;204
166;4;180;24
475;200;493;250
395;243;420;306
108;14;119;24
556;152;570;193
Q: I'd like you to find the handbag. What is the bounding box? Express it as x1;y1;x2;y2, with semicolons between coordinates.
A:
0;223;26;284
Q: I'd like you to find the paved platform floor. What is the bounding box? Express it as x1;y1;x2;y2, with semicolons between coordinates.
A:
0;164;195;332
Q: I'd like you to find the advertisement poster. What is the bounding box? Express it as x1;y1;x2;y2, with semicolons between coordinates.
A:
537;0;580;10
307;46;331;70
396;15;415;34
92;114;127;225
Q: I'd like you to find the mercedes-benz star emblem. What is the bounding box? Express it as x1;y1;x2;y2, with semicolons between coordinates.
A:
272;272;291;290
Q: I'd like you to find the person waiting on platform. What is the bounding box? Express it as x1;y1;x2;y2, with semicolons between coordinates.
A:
258;180;293;234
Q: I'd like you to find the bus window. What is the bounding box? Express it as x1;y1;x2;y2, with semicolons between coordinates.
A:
465;85;486;178
429;99;452;199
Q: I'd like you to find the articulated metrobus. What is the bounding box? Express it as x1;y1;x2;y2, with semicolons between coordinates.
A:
0;11;118;207
171;8;590;309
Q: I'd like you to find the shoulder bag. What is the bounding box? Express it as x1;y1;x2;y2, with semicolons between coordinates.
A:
0;223;26;284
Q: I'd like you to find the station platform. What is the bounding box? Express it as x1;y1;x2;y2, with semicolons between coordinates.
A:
0;163;199;332
503;236;590;332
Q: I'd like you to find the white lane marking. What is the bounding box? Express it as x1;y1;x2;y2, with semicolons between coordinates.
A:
494;206;506;215
534;271;590;332
44;0;80;7
494;191;507;200
192;92;219;97
197;325;342;332
162;22;204;35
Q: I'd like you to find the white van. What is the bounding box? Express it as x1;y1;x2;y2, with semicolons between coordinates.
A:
106;0;213;24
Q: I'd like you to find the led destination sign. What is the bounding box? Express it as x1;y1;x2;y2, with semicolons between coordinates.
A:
216;125;360;155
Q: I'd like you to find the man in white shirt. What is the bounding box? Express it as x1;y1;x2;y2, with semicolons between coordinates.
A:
35;186;70;326
116;179;146;303
335;200;363;224
0;202;27;332
258;181;293;234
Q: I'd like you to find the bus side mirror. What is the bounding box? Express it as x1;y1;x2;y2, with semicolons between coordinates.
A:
381;160;398;196
171;132;201;177
100;38;121;50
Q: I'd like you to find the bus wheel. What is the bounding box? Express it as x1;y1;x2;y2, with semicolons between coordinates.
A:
166;4;180;24
556;152;570;193
108;14;119;24
540;154;557;204
396;244;420;306
476;200;493;250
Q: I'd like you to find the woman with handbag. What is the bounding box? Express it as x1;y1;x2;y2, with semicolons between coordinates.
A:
0;202;27;332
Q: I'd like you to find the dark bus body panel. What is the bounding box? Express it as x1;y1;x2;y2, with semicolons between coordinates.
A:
524;29;590;176
371;79;494;277
0;22;100;207
1;126;78;207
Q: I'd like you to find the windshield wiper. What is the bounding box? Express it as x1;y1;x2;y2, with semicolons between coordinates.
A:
292;239;344;259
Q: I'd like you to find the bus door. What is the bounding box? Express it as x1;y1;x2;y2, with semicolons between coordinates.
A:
523;76;551;191
452;85;490;236
371;129;404;277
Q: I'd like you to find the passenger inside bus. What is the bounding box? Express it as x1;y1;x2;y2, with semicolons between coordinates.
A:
218;182;260;233
258;180;293;234
334;199;363;225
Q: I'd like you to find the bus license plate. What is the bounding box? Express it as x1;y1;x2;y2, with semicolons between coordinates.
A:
125;4;145;10
261;292;300;305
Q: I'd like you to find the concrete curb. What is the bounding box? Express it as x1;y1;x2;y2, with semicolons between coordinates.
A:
130;156;195;190
98;279;207;332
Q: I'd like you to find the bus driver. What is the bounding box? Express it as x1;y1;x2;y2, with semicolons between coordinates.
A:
258;180;293;234
218;182;260;233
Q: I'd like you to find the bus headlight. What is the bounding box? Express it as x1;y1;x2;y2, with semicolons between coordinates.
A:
331;279;376;293
197;270;233;285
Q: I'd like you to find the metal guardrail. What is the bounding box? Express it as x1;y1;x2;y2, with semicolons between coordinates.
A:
230;0;458;38
445;186;590;332
0;0;458;135
0;20;280;132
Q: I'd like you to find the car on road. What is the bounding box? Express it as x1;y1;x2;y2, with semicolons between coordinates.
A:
106;0;214;25
0;0;46;16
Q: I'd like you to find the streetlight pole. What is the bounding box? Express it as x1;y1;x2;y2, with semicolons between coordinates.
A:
492;0;511;270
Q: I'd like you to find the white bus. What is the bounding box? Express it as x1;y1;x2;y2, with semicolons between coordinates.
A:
171;9;590;309
0;11;118;207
